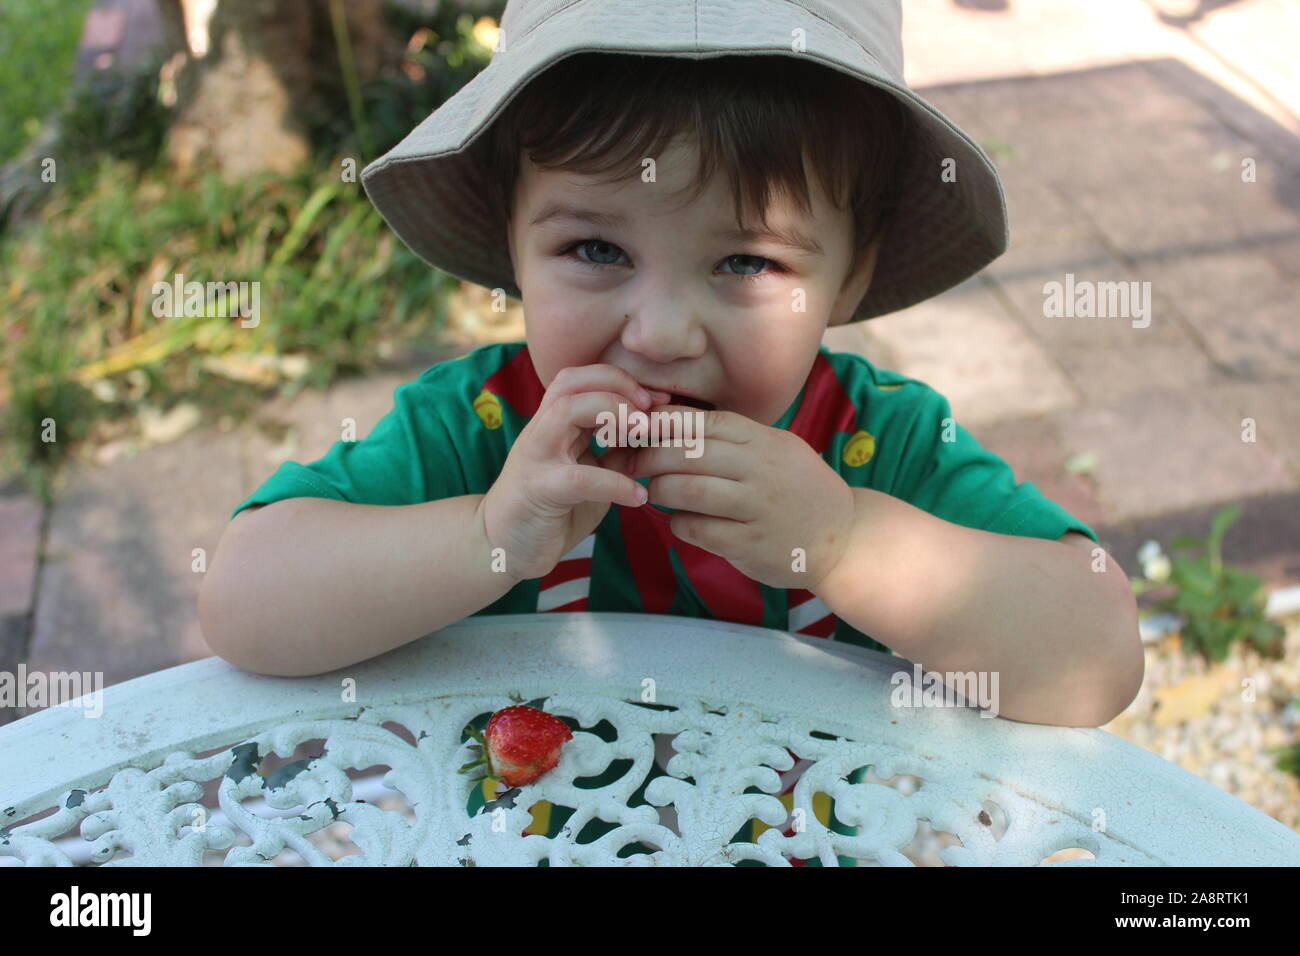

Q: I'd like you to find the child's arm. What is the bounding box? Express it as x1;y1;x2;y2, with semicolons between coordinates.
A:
814;488;1144;727
198;494;514;677
200;363;657;678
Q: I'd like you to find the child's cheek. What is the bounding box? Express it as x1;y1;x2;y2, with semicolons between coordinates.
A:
523;303;606;383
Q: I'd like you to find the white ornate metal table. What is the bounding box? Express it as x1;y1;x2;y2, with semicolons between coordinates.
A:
3;612;1299;866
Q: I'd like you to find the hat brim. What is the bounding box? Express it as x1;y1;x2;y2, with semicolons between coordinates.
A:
361;0;1007;322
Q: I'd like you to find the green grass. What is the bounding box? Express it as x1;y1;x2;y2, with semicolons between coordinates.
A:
0;158;453;500
0;0;95;163
0;2;505;498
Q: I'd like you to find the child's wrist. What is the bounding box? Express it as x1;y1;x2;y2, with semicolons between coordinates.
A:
811;487;874;606
473;493;526;588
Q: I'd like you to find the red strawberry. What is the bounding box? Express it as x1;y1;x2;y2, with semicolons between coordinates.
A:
458;705;573;788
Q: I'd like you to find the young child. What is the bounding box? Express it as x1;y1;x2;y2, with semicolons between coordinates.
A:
200;0;1142;863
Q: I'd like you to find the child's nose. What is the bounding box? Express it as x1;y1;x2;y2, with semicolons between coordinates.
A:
619;308;704;365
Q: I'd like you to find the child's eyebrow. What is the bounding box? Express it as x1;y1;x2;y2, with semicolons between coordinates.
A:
715;224;824;257
530;201;824;257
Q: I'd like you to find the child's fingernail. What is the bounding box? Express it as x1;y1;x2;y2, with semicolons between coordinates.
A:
635;388;651;407
634;484;648;504
649;389;671;404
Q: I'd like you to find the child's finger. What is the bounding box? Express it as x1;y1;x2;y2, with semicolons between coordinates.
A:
641;404;752;445
539;391;651;449
538;363;654;415
593;445;638;476
533;462;647;510
632;436;747;480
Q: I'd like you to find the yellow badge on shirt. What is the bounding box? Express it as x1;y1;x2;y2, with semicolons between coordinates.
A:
473;389;503;429
842;429;875;467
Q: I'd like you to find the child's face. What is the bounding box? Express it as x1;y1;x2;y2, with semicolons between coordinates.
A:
505;134;881;426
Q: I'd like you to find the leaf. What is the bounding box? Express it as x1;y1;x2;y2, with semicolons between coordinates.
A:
312;202;370;279
1207;504;1242;553
1223;570;1264;606
1172;558;1216;595
1167;535;1205;553
1152;671;1236;726
1172;590;1217;617
269;182;340;270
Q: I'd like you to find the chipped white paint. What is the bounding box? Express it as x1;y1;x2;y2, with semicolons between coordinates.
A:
3;612;1299;866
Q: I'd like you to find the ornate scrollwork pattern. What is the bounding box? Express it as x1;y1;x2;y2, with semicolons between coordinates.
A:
1;693;1158;866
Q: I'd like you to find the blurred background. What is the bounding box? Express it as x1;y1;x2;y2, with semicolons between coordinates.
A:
1;0;1298;847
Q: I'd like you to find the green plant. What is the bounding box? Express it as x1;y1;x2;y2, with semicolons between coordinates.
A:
1131;505;1284;663
57;51;173;170
316;8;499;163
0;0;95;163
0;157;452;485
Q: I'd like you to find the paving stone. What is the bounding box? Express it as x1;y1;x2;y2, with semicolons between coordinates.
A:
0;479;40;726
1067;162;1297;261
860;277;1078;426
1259;234;1300;282
1000;173;1086;243
1197;377;1300;480
946;62;1195;132
1052;387;1294;523
0;610;28;727
1143;50;1300;176
912;83;998;146
27;426;246;689
969;414;1107;536
1135;250;1300;378
985;231;1118;285
1053;338;1225;405
990;262;1196;350
1088;59;1236;127
0;487;42;618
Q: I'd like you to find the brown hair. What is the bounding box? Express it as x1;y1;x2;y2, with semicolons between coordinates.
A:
474;52;912;254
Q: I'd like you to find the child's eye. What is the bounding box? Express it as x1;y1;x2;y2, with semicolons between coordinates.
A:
718;254;782;280
565;238;627;267
559;239;783;282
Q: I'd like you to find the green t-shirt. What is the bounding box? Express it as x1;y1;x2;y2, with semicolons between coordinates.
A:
231;339;1097;656
230;338;1098;864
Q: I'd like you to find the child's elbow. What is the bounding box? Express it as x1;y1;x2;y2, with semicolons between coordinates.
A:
1090;583;1146;727
198;573;254;671
198;555;276;675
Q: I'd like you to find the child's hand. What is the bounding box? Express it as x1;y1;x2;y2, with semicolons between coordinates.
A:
630;407;856;591
481;364;668;583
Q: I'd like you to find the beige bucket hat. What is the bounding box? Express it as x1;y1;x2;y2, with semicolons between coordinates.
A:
361;0;1008;321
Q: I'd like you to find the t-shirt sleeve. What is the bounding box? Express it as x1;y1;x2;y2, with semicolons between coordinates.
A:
229;376;467;521
888;386;1099;544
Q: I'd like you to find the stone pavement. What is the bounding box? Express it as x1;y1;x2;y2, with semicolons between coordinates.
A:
2;0;1299;721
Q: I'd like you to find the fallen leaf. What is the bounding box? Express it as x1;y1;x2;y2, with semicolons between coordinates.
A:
1152;668;1240;727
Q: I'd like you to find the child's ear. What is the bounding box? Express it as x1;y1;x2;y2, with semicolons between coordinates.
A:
828;234;883;327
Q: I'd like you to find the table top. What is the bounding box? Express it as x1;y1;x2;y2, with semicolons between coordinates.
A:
3;612;1299;865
